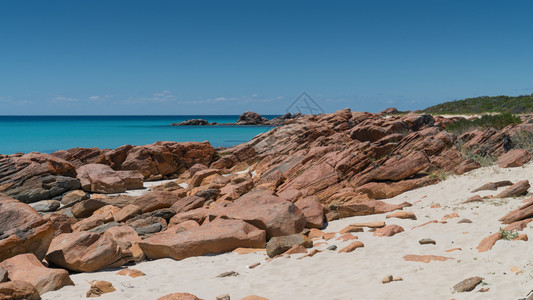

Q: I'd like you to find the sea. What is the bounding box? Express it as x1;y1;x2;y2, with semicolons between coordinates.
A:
0;115;279;155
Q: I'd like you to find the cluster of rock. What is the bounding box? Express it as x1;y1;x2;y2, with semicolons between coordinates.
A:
1;109;532;298
171;111;303;126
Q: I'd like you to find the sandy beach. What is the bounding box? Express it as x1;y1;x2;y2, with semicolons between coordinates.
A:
41;162;533;300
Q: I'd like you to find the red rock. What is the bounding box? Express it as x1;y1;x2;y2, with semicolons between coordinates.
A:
403;255;454;263
86;280;116;297
339;225;364;234
219;191;306;238
167;220;200;233
283;245;308;255
476;232;501;252
158;293;203;300
337;200;402;218
116;268;145;278
218;180;254;201
322;232;337;240
114;204;142;223
349;221;386;228
45;231;124;272
472;180;514;192
71;199;108;218
0;253;73;294
42;213;77;237
0;152;78;203
430;204;441;208
462;195;484;204
0;195;55;261
0;280;40;300
515;234;528;241
445;248;462;252
188;169;221;188
139;218;266;260
279;162;339;196
497;149;531;168
294;196;325;229
373;225;404;237
240;296;268;300
442;212;459;221
366;151;430;182
116;170;144;190
277;189;302;203
307;228;325;239
356;178;430;199
336;233;358;241
503;218;533;231
338;241;365;253
76;164;126;193
72;212;113;232
495;180;530;198
386;211;417;220
411;220;439;229
455;159;481;175
104;225;144;262
132;191;182;213
499;200;533;224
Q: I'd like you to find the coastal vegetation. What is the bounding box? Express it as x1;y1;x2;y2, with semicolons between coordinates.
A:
422;94;533;114
444;113;522;135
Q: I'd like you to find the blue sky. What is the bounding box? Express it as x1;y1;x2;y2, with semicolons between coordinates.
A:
0;0;532;115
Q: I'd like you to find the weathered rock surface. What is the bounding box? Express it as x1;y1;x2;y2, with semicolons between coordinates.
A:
139;218;266;260
453;276;483;292
0;153;78;203
218;191;306;238
157;293;203;300
0;280;41;300
45;231;124;272
265;234;312;258
497;149;531;168
76;164;127;193
495;180;530;198
0;195;55;262
0;253;74;294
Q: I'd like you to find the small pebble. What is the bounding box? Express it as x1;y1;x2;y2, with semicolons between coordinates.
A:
419;238;436;245
216;271;239;278
326;245;337;251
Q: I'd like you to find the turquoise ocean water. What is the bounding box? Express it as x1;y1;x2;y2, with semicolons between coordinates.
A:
0;115;278;155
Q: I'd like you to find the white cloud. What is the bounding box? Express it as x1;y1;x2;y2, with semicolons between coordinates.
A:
150;90;176;102
50;96;79;103
89;96;101;100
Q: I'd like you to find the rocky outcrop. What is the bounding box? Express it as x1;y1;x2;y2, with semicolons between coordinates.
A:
218;191;306;238
77;164;127;193
0;253;74;294
139;218;266;260
171;119;211;126
0;195;55;262
45;231;125;272
236;111;269;125
0;153;78;203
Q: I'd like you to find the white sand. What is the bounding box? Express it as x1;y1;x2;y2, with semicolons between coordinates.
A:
42;163;533;300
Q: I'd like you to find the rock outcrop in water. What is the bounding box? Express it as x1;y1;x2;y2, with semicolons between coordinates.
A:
171;111;303;126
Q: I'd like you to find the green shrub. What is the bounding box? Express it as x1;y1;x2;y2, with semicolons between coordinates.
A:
445;113;522;135
499;228;519;240
511;131;533;154
423;94;533;114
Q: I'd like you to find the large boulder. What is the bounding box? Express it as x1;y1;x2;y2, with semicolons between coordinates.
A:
138;218;266;260
294;196;324;229
0;152;78;203
0;195;55;262
497;149;531;168
76;164;126;193
236;111;268;125
265;234;312;258
279;162;339;196
104;225;145;262
219;191;306;238
131;191;181;213
0;253;73;294
45;231;124;272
